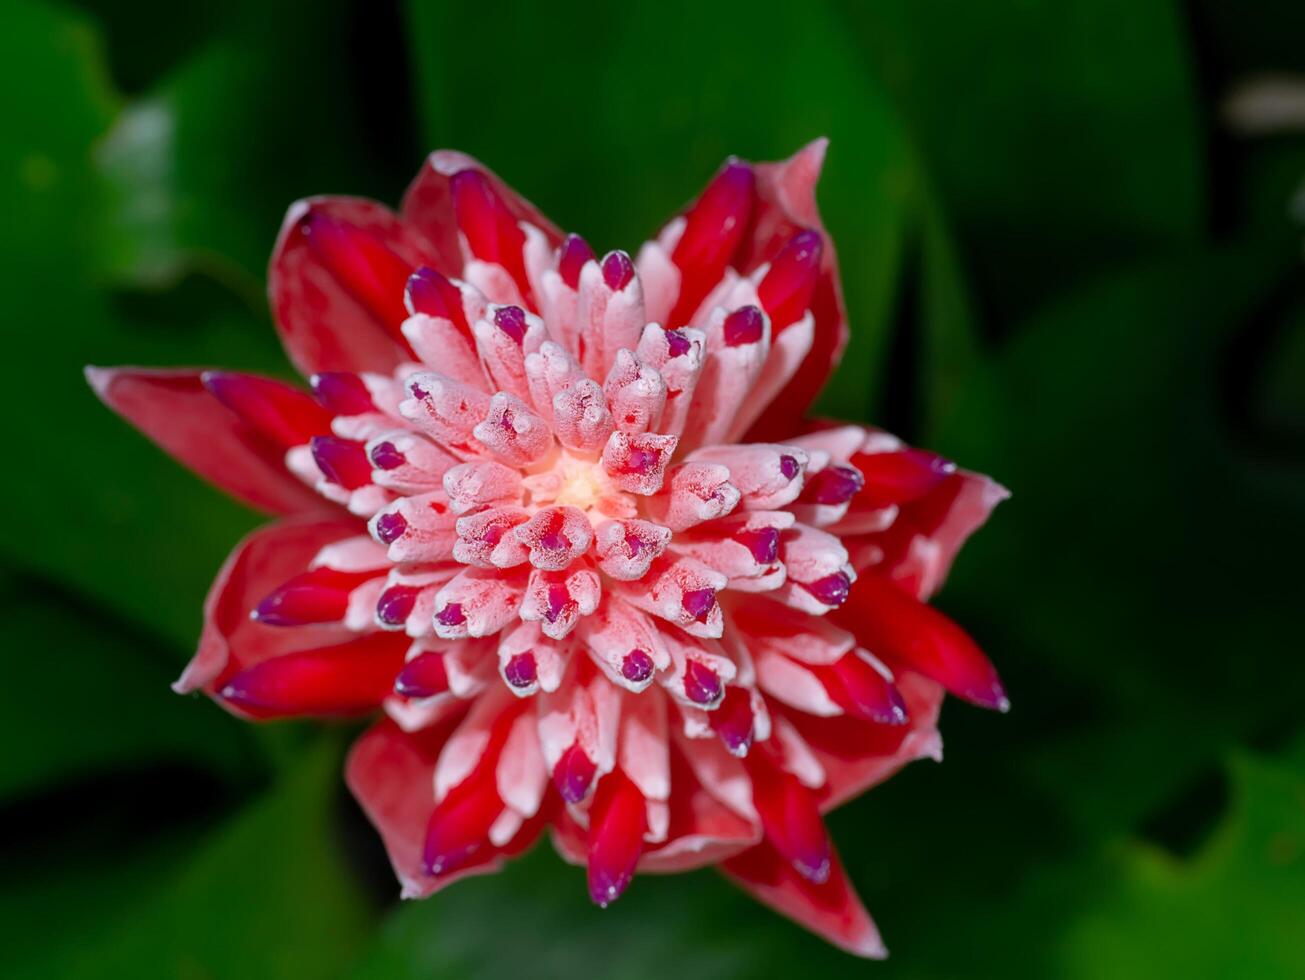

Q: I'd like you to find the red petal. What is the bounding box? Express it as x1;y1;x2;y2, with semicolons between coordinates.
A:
269;197;437;375
552;742;597;803
781;671;944;812
203;371;332;448
836;574;1008;710
811;653;909;725
449;169;530;288
668;159;756;325
637;744;760;873
348;717;553;900
423;760;506;878
219;631;406;718
175;516;362;699
587;769;646;906
310;435;373;490
252;565;377;626
86;367;327;515
746;754;832;883
401;149;563;276
721;839;886;959
757;229;823;331
741;140;849;440
850;447;955;509
709;686;757;756
394;650;451;699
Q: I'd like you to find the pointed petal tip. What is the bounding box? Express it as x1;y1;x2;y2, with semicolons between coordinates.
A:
851;935;888;960
587;867;633;908
968;677;1010;713
83;364;113;398
170;673;196;696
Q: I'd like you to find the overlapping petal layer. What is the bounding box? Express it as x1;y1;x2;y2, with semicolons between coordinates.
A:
89;142;1006;957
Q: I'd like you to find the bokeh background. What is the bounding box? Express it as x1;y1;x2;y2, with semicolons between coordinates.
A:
3;0;1304;977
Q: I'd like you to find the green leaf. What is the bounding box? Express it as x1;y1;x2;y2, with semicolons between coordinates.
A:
91;0;410;298
1055;747;1305;980
0;585;259;802
0;1;308;648
931;242;1305;834
1;735;373;980
834;0;1205;322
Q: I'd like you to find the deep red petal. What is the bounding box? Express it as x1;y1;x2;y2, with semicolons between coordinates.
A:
740;140;849;440
401;150;563;275
86;367;327;516
269;196;437;375
721;839;886;959
175;516;362;699
347;716;549;899
835;574;1008;710
586;769;646;906
203;371;333;448
219;631;407;718
780;672;944;812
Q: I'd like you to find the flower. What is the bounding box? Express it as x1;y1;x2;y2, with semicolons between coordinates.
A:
86;141;1007;958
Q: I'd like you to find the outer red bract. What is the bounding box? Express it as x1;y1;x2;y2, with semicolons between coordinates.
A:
88;141;1007;958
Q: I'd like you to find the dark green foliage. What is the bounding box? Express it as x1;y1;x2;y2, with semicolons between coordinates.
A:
1;0;1301;976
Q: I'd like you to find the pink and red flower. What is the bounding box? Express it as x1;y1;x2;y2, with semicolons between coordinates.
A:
88;141;1006;957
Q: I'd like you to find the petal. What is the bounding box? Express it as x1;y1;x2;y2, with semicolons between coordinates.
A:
834;574;1008;710
400;150;564;276
637;744;760;873
219;631;407;718
269;196;438;375
86;366;327;516
883;469;1010;600
347;715;551;900
739;140;850;440
721;838;886;959
783;671;945;812
174;515;362;699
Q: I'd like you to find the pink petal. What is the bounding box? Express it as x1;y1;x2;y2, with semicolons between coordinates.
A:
637;746;760;873
86;367;328;516
721;838;886;959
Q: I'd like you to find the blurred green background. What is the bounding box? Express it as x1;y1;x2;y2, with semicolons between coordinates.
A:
3;0;1304;976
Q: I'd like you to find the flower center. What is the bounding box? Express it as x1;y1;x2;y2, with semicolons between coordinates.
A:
523;449;638;521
